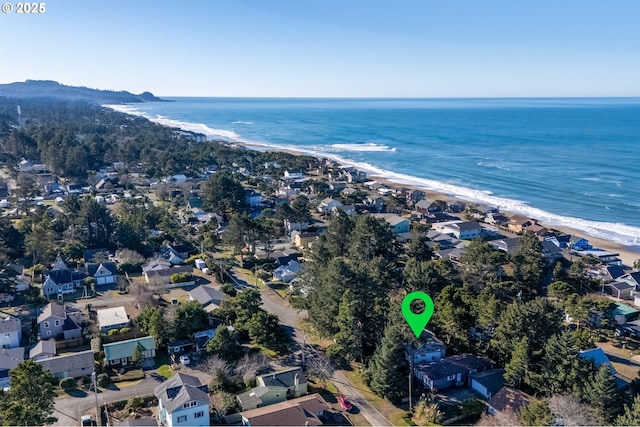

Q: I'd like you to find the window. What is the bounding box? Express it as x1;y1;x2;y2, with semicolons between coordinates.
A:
447;375;456;381
194;411;204;419
54;320;61;326
3;333;9;339
44;321;50;328
183;401;197;408
46;331;51;336
177;415;187;423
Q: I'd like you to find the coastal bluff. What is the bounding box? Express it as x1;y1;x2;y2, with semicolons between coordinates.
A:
0;80;169;104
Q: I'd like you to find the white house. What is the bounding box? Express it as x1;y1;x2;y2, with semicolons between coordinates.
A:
317;198;342;214
434;221;484;240
87;262;117;286
97;307;130;333
273;260;302;283
0;316;21;349
155;373;210;427
284;170;304;179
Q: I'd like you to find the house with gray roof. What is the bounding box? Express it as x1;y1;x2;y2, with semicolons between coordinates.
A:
0;347;25;389
87;262;117;286
0;315;21;349
38;302;82;340
155;373;210;427
29;339;57;361
97;306;130;332
42;254;85;297
35;350;94;379
188;286;226;313
372;213;411;234
470;369;505;399
414;353;495;392
256;367;307;399
103;336;156;367
236;385;288;411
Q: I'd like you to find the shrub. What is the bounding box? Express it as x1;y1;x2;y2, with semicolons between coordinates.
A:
108;329;119;336
325;344;347;366
221;282;237;297
119;327;131;334
171;272;193;284
59;377;76;390
111;368;145;382
126;396;145;411
97;373;111;387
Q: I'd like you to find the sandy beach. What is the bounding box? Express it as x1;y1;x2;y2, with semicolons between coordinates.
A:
235;141;640;268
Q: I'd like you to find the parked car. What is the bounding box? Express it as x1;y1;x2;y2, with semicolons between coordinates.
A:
337;395;352;411
80;415;94;426
179;355;191;365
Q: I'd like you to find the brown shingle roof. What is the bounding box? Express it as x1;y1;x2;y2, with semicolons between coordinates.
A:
239;393;328;426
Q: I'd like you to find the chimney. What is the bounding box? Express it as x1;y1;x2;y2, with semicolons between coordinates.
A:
294;372;299;386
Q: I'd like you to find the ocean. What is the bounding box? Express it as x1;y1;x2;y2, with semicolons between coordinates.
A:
106;97;640;247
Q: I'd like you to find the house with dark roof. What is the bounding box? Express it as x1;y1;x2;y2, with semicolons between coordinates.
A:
238;393;329;427
487;387;531;416
603;265;626;281
42;254;85;297
83;248;109;264
155;373;210;427
188;286;226;313
405;330;446;365
87;262;117;286
604;281;634;300
620;272;640;288
0;347;25;389
414;354;494;392
35;350;94;379
470;369;505;399
256;367;307;399
145;265;193;287
38;303;82;340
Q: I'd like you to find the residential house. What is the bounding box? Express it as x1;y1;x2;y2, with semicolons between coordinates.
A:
328;182;347;192
435;247;467;266
447;200;467;213
159;244;185;265
35;350;94;379
363;196;384;212
273;260;302;283
29;339;56;361
188;285;226;313
574;249;622;266
87;262;117;286
103;336;156;367
571;238;593;251
406;189;425;206
284;170;304;179
283;219;308;234
344;168;366;183
0;316;21;349
236;385;288;411
317;198;342;214
604;281;634;300
578;347;628;387
487;387;531;416
245;189;263;207
414;199;441;214
10;263;30;292
167;340;195;356
470;369;505;399
155;373;210;427
620;272;640;289
489;237;522;255
291;231;318;249
603;265;626;281
145;266;194;287
238;393;329;427
38;303;82;340
507;215;533;234
256;367;307;399
372;213;411;234
164;174;188;185
193;329;219;353
332;204;356;216
42;254;85;297
142;259;172;279
97;307;130;333
485;212;509;226
541;240;564;262
405;330;446;365
527;223;548;237
0;347;25;389
435;221;484;240
414;354;495;392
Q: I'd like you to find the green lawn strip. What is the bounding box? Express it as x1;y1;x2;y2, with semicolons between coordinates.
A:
157;364;173;378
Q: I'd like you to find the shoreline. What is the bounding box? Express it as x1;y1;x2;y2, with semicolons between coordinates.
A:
104;104;640;267
236;141;640;268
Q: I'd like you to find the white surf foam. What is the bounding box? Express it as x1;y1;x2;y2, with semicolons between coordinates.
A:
103;104;241;141
329;143;397;152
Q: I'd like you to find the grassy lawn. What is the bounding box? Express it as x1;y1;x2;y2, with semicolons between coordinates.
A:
157;364;173;378
344;368;411;426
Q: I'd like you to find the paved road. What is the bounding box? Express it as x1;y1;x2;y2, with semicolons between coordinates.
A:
233;267;392;426
52;373;166;426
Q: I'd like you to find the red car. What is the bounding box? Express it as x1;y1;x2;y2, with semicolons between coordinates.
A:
337;395;352;411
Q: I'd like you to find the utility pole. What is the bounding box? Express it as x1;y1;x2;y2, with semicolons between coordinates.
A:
92;371;102;427
408;347;414;412
302;334;307;366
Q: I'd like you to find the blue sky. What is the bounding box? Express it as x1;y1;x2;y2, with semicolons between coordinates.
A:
1;0;639;97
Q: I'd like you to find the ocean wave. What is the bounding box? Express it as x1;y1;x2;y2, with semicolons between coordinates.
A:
329;143;397;152
232;121;254;124
103;104;241;141
239;140;640;247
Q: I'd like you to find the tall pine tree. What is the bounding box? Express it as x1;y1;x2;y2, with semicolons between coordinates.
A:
365;322;408;403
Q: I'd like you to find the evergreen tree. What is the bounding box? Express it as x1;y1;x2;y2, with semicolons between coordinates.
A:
504;336;529;389
334;289;365;361
518;400;554;426
172;301;210;340
512;231;545;297
246;310;289;354
616;395;640;426
583;364;620;422
459;238;506;289
207;325;242;361
0;360;58;425
201;170;249;215
365;323;408;403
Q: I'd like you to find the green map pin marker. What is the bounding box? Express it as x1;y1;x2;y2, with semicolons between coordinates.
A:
402;291;434;339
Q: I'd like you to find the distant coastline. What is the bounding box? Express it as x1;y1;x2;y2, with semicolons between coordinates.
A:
104;101;640;266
